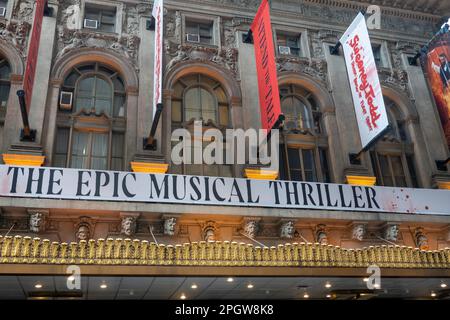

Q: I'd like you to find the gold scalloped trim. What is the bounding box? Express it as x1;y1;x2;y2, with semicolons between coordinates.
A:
0;236;449;268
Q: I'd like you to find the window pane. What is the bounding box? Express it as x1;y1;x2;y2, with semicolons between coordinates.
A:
172;100;182;122
279;145;288;180
200;88;216;122
185;87;201;120
391;156;407;187
54;128;70;168
96;77;111;97
218;105;229;127
378;155;393;186
64;72;79;87
91;133;108;170
113;94;125;117
302;149;317;182
0;83;10;108
290;170;302;181
319;148;331;183
0;64;11;80
287;148;300;169
71;131;89;169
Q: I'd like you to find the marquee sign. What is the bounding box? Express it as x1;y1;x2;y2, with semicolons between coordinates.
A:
340;13;389;150
1;165;450;216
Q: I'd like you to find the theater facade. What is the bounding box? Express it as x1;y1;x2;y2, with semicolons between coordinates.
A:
0;0;450;300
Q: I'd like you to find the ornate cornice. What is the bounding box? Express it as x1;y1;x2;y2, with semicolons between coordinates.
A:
1;236;449;268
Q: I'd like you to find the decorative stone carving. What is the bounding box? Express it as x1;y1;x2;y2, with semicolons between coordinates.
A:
76;224;90;241
27;209;48;233
202;221;218;242
165;43;239;75
56;29;140;67
242;219;259;239
280;220;295;239
277;57;327;84
120;216;137;237
164;217;177;236
0;21;31;57
75;217;94;241
384;224;400;242
13;0;34;24
352;224;366;241
63;3;81;30
315;224;328;245
414;227;429;250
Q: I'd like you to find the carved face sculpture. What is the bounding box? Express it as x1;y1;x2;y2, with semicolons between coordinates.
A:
352;225;365;241
29;213;42;233
164;218;176;236
416;234;429;250
121;217;136;237
385;225;400;241
244;221;259;239
280;221;295;239
76;225;90;241
204;228;216;242
317;231;328;245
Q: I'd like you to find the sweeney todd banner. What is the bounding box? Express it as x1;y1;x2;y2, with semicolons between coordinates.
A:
1;165;450;215
421;31;450;147
340;13;389;150
250;0;282;131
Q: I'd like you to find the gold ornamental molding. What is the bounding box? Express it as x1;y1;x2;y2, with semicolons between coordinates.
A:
0;236;449;268
130;162;169;174
2;154;45;167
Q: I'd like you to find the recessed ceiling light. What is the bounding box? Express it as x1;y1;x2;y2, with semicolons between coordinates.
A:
180;293;187;300
303;293;309;299
326;294;332;299
247;284;254;289
34;283;43;289
191;284;198;289
440;283;447;288
431;292;437;297
100;283;108;289
227;277;234;283
325;282;332;288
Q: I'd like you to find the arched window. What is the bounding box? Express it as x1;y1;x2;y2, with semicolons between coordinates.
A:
172;74;229;127
53;63;126;171
171;73;232;177
370;96;418;188
0;57;11;117
280;84;321;133
278;84;330;183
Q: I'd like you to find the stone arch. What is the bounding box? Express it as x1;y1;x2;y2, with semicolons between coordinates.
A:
164;60;242;105
0;39;24;75
277;72;334;112
381;85;419;121
51;48;138;88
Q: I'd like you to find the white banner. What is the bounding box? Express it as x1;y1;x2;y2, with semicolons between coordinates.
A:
340;13;389;149
1;165;450;216
152;0;163;119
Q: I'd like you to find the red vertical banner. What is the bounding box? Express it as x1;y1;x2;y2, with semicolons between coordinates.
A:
23;0;46;112
250;0;282;131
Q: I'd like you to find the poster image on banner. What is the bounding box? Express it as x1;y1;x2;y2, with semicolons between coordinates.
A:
152;0;163;120
250;0;283;131
420;32;450;148
340;13;389;150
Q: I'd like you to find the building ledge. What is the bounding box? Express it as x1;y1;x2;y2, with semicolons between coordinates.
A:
2;154;45;167
0;236;448;269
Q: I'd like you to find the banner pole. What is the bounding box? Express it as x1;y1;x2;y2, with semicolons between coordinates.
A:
143;103;163;150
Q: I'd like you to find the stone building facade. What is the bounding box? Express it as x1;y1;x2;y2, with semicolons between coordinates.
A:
0;0;450;295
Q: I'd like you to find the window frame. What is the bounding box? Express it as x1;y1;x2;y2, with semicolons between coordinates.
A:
0;57;11;119
53;62;126;171
83;2;118;34
182;13;218;47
